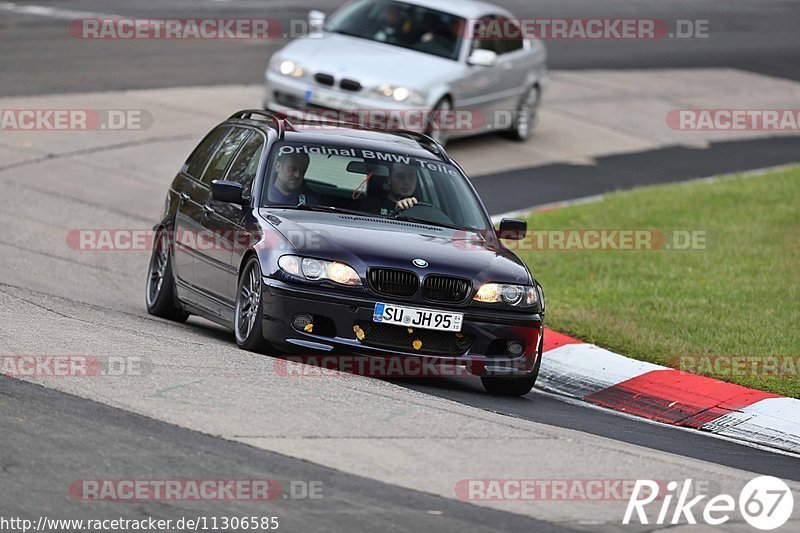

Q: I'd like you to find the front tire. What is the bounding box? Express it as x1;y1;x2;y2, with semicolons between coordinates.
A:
234;256;270;353
481;333;543;396
146;228;189;322
426;98;451;147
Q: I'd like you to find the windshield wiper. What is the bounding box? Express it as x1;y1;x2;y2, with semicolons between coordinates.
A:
392;214;461;231
288;204;379;217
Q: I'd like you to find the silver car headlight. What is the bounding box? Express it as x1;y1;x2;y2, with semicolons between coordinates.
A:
278;255;361;286
373;83;425;104
273;58;306;78
474;283;538;308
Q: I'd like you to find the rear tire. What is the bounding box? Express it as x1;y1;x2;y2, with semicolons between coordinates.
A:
481;332;543;396
234;256;271;353
146;228;189;322
504;85;540;142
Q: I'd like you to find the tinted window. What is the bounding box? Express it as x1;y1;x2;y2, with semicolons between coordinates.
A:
185;126;229;179
225;132;265;196
325;0;464;61
261;142;491;232
471;17;501;55
497;18;523;54
200;128;250;185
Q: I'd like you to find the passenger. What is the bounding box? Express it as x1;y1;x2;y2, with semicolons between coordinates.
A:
268;152;319;205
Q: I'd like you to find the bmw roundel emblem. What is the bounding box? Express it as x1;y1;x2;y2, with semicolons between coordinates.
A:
413;259;429;268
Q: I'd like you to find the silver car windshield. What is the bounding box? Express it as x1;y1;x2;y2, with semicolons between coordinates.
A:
262;142;491;232
325;0;464;61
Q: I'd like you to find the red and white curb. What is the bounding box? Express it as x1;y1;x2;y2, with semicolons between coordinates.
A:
539;328;800;455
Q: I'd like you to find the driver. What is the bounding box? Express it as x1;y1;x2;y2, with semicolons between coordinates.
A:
360;163;419;216
373;3;414;43
268;152;319;205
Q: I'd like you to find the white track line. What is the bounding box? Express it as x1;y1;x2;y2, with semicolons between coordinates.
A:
0;2;120;20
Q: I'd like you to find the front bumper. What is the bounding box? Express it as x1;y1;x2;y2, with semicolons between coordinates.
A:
261;278;543;378
264;72;431;131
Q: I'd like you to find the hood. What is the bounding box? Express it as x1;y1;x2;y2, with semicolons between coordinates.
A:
275;33;461;92
260;209;532;285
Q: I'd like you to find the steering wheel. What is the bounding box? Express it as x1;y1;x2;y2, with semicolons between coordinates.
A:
388;201;434;217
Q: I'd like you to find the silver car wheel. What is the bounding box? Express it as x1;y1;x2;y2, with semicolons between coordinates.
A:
428;99;451;146
515;87;540;140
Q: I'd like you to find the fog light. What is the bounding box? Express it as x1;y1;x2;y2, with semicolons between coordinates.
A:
507;341;524;356
293;313;313;330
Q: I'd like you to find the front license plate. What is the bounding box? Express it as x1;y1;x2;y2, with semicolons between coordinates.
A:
307;89;358;111
373;303;463;332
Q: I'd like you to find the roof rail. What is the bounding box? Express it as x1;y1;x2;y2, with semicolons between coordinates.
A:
282;114;450;162
227;109;295;140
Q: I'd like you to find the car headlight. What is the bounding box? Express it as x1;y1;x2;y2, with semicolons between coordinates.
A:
373;83;425;104
274;59;305;78
278;255;361;286
474;283;538;308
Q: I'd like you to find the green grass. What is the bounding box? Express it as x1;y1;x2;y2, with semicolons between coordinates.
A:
518;166;800;397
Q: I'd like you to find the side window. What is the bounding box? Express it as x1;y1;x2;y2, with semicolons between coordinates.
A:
497;18;523;54
471;16;500;55
225;132;265;196
185;126;229;180
200;128;250;185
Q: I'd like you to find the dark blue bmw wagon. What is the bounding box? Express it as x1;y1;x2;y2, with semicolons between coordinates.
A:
146;110;545;395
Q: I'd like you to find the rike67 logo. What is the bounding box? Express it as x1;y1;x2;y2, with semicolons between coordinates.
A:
624;477;794;530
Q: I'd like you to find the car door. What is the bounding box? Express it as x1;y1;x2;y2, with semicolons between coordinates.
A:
493;18;530;113
452;15;507;120
192;127;251;312
172;125;230;302
215;130;267;307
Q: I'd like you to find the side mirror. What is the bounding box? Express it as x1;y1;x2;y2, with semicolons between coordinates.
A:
467;49;497;67
308;10;326;34
211;180;244;204
498;218;527;240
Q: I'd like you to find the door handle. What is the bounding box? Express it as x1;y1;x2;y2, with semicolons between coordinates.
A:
179;192;191;203
502;63;514;71
201;203;215;215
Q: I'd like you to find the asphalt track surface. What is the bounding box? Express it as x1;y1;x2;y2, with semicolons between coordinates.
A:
2;1;800;531
0;377;571;532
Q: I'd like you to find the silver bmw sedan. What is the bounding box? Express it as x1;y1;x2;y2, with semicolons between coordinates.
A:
264;0;547;146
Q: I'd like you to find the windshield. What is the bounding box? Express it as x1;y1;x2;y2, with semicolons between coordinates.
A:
325;0;464;61
261;142;491;232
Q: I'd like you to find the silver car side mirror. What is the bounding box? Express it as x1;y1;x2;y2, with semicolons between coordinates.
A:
467;49;498;67
308;10;326;34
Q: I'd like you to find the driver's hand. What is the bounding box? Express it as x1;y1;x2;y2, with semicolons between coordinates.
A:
395;197;418;211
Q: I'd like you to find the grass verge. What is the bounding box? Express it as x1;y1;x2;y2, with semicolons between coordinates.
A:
518;166;800;397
